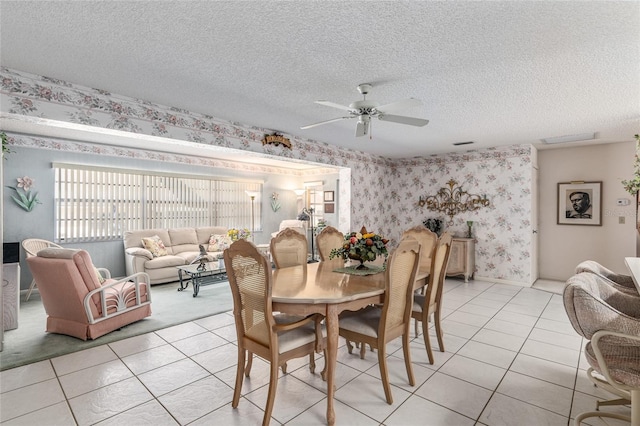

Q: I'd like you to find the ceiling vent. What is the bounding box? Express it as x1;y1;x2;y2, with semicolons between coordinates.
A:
542;132;596;144
453;141;475;146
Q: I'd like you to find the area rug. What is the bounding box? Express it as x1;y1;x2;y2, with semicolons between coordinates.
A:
0;281;233;371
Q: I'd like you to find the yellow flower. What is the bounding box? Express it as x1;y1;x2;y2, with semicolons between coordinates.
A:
362;233;375;239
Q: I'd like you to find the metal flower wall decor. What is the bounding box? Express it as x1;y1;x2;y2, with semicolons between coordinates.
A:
271;192;281;212
6;176;41;212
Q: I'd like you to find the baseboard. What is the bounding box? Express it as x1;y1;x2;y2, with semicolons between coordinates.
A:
473;275;531;287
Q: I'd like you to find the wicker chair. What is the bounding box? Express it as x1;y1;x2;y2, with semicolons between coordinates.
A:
575;260;639;295
270;227;308;268
224;239;326;426
411;232;453;364
338;238;420;404
563;272;640;426
22;238;63;301
401;225;438;284
316;226;344;261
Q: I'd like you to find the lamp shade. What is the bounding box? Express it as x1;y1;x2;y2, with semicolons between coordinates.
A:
293;189;306;197
245;190;260;198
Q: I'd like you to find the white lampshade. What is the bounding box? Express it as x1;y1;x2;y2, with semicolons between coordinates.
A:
293;189;306;197
245;190;260;198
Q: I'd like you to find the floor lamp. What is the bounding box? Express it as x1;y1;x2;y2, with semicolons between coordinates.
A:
245;191;259;243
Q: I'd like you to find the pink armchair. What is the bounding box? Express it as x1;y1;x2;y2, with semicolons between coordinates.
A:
26;248;152;340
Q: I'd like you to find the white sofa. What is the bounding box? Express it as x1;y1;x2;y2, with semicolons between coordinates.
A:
123;226;227;285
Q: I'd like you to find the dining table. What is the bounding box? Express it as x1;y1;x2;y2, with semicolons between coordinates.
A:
624;257;640;294
271;260;387;425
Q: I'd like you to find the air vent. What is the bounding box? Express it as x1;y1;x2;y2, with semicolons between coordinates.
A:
542;132;596;144
453;141;474;146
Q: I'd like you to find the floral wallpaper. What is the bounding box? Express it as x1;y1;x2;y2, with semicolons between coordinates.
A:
0;67;533;284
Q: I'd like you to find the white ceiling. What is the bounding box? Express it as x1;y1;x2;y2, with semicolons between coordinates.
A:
1;1;638;158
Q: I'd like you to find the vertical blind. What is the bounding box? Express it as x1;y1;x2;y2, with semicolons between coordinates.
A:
54;163;261;243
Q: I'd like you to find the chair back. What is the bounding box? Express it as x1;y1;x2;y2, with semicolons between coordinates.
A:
270;227;308;268
22;238;62;258
425;232;453;309
225;239;275;349
316;226;344;261
26;248;105;321
401;226;437;271
381;238;420;332
575;260;636;289
563;272;640;340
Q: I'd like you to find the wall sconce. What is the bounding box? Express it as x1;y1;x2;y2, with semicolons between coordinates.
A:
418;179;490;225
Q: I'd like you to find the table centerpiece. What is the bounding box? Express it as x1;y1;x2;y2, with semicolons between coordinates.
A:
329;226;389;270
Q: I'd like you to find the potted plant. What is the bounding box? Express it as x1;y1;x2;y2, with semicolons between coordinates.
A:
422;218;444;236
621;134;640;195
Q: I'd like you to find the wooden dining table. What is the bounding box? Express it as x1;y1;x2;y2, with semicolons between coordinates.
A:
271;260;387;425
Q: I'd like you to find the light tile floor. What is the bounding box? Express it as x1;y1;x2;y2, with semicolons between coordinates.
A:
0;279;632;425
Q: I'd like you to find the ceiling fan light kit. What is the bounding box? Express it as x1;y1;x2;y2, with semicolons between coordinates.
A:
301;83;430;138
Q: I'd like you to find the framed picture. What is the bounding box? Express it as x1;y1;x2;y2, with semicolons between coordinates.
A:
324;203;335;213
323;191;334;202
557;181;602;226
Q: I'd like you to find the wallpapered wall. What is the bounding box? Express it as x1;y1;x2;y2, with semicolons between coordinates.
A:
0;67;533;284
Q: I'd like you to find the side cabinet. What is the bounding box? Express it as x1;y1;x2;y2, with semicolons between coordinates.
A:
446;238;475;282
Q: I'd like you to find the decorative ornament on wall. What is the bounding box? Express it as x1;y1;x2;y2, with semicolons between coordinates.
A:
262;133;292;150
621;134;640;195
6;176;41;212
418;179;490;225
271;192;281;212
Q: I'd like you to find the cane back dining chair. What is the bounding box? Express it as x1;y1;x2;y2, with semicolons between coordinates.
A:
224;239;326;426
576;260;639;296
338;238;420;404
563;272;640;426
270;227;308;268
401;225;438;285
22;238;63;301
26;248;152;340
411;232;453;364
316;226;344;261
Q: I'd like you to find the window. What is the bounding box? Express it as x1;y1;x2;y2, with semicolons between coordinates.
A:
54;163;261;243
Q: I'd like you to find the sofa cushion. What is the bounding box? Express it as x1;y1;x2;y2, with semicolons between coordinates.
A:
169;228;198;245
144;255;186;269
141;235;168;258
208;234;232;252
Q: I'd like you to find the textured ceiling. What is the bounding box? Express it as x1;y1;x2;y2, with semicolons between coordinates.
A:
1;1;638;158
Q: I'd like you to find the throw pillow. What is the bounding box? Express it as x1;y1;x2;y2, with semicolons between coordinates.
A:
141;235;168;258
93;266;106;284
208;234;232;252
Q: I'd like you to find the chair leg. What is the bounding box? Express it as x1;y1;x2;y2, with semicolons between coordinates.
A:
281;362;287;374
346;339;354;354
320;349;328;381
414;317;419;338
403;331;415;387
360;342;367;359
233;347;246;407
434;309;445;352
309;353;316;374
24;278;37;302
377;345;393;404
245;352;253;377
422;315;434;364
263;361;279;426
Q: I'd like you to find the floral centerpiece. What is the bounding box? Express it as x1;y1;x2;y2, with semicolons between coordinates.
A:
329;226;389;269
228;228;251;241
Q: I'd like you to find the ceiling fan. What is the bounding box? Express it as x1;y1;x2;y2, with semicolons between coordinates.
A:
300;83;429;138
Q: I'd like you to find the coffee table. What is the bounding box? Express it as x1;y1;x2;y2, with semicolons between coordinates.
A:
176;261;227;297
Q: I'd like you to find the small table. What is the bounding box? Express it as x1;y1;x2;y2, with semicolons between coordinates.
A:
176;261;227;297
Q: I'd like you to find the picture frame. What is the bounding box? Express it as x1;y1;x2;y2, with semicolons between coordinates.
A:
323;191;334;202
324;203;335;213
557;181;602;226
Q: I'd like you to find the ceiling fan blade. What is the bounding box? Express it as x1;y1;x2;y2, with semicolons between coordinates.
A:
315;100;356;112
300;116;353;130
375;98;422;113
378;114;429;127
